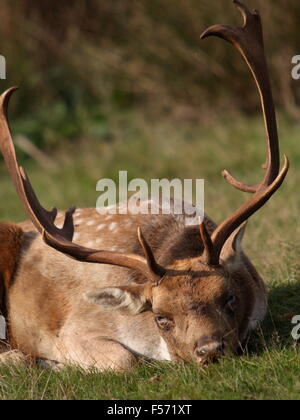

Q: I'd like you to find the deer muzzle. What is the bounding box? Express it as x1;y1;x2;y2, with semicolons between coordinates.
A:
194;335;225;364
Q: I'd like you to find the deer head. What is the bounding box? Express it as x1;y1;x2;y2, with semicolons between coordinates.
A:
0;1;288;365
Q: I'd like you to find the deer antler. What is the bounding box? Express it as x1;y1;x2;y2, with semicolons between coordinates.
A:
199;221;219;266
200;0;289;261
0;88;166;284
0;88;75;241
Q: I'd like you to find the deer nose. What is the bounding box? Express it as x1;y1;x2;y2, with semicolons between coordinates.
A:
195;336;224;362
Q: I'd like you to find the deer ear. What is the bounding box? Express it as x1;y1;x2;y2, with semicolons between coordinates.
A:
85;284;152;315
220;222;247;269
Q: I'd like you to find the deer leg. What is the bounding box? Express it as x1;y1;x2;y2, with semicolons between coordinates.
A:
35;357;66;371
0;349;27;366
59;338;139;372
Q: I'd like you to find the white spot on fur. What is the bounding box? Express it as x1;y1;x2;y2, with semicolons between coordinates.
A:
109;222;117;231
86;241;95;248
87;220;95;227
97;224;106;231
76;219;84;225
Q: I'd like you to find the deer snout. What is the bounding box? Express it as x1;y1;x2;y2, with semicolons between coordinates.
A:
194;336;224;363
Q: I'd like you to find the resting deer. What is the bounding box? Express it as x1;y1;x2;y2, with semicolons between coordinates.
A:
0;1;289;370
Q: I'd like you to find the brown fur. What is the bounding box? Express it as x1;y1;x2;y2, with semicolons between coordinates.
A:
0;222;23;319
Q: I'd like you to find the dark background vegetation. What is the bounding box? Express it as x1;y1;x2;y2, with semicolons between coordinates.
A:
0;0;300;148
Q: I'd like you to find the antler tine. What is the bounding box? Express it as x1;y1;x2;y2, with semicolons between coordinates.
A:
199;221;219;266
221;169;257;193
19;167;76;240
200;1;289;261
213;157;289;259
137;227;167;282
0;87;75;240
201;0;280;194
0;87;165;282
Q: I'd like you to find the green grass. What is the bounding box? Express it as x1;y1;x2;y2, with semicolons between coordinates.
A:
0;112;299;400
0;348;300;400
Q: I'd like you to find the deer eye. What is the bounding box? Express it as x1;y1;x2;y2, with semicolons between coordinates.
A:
154;315;174;331
226;295;236;312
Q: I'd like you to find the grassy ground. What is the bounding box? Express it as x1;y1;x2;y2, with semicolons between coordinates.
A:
0;112;299;400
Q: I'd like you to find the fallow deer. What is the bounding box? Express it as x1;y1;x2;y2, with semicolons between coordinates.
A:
0;1;289;370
